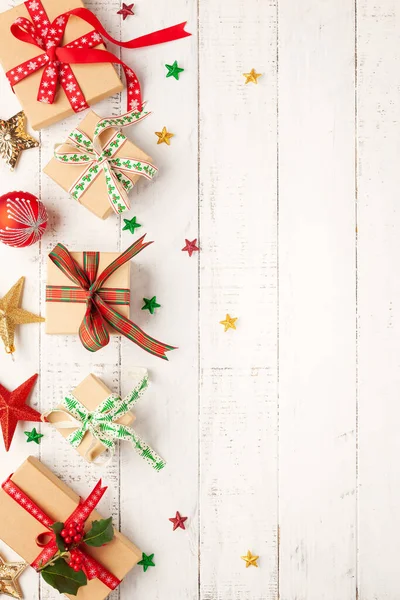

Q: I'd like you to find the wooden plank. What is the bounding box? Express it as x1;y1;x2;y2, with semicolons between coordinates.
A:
198;0;279;597
119;0;199;599
357;1;400;598
278;1;357;599
0;34;41;600
37;1;123;598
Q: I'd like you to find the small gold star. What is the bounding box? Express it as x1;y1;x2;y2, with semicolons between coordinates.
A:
241;550;259;568
0;554;27;598
243;69;262;84
0;276;45;355
155;127;174;145
220;314;237;332
0;111;39;170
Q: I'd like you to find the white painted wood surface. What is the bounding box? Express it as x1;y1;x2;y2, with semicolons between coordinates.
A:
0;0;398;598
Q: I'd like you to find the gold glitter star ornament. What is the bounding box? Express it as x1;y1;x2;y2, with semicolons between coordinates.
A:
243;69;262;84
0;112;39;171
0;554;27;598
241;550;259;568
0;276;45;355
155;127;174;145
220;314;237;332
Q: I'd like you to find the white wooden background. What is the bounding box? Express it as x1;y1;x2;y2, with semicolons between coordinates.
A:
0;0;397;598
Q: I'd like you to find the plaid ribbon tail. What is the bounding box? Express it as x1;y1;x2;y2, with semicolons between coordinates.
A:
95;294;176;359
80;301;110;352
91;234;152;291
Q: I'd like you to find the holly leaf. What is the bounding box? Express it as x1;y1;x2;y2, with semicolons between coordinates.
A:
41;558;87;596
49;522;65;552
83;517;114;547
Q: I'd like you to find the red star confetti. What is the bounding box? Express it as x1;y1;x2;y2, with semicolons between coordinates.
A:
169;511;188;531
182;239;199;257
117;3;135;19
0;374;42;451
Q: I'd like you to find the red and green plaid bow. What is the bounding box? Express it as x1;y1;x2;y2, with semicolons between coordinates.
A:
46;235;176;359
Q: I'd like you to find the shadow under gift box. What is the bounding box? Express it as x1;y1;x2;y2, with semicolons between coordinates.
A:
46;251;130;335
0;456;141;599
0;0;123;130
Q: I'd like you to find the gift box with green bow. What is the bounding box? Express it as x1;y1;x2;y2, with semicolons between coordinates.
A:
43;107;157;219
44;370;165;470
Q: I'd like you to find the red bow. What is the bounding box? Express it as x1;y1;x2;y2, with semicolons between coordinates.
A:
7;0;190;113
2;477;120;590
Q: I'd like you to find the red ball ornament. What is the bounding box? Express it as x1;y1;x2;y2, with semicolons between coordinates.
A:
0;191;48;248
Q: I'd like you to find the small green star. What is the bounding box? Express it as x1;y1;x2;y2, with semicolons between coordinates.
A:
142;296;161;315
138;552;155;572
123;216;142;234
165;60;184;80
24;427;44;445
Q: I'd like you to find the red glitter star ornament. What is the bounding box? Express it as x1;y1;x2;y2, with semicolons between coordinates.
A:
169;511;188;531
0;373;42;451
117;2;135;19
182;239;199;257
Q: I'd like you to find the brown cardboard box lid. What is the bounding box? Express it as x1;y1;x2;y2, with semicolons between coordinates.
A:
47;373;135;462
43;110;152;220
0;456;141;600
0;0;123;130
46;251;130;334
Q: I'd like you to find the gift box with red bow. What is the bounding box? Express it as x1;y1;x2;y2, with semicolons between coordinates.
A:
0;456;141;599
0;0;123;130
0;0;190;130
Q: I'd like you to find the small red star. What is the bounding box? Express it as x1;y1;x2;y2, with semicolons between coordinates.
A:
117;2;134;19
182;239;199;257
169;511;188;531
0;374;42;451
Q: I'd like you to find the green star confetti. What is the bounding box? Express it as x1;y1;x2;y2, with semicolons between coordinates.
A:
138;552;155;572
142;296;161;315
165;60;184;80
123;216;142;234
24;427;44;445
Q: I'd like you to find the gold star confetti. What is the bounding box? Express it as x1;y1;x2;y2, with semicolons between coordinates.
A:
220;314;237;332
0;276;45;356
241;550;259;568
0;112;39;171
0;554;27;598
155;127;174;145
243;69;262;84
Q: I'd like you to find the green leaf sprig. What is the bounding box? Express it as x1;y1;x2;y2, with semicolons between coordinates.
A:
38;517;115;596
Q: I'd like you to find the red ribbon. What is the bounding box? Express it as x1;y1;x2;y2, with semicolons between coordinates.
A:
2;476;121;590
7;0;190;113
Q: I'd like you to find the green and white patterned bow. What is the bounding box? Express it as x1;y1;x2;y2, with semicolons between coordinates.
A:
46;370;165;471
54;106;158;215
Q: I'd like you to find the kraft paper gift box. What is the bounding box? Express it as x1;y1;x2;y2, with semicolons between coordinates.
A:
0;0;123;130
0;456;141;600
45;251;130;335
46;373;135;462
43;110;154;220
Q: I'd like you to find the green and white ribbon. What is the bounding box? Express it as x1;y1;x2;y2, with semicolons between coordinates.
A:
45;370;165;471
55;106;158;215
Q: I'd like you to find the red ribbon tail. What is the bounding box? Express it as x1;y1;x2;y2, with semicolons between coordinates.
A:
31;542;58;571
67;479;107;525
118;21;191;48
66;8;191;49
